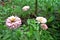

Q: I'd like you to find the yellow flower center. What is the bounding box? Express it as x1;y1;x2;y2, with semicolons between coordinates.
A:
10;16;16;22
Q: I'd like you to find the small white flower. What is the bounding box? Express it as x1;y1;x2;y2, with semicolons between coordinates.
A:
36;17;47;23
22;6;30;11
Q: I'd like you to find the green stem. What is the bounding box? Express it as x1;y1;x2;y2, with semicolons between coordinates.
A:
35;0;38;14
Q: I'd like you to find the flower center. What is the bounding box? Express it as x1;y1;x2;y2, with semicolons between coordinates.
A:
39;18;43;22
10;17;16;22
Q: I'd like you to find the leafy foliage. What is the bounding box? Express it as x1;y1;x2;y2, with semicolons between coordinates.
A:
0;0;60;40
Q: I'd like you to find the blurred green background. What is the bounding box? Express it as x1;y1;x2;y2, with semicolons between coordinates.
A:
0;0;60;40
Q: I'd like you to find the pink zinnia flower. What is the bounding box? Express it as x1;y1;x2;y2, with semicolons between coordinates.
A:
41;24;48;30
6;16;22;29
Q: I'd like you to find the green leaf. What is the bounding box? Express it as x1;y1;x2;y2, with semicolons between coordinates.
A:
48;16;55;23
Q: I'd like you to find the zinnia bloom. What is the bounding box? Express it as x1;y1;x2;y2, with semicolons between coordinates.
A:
36;17;47;23
22;6;30;11
41;24;48;30
6;16;22;29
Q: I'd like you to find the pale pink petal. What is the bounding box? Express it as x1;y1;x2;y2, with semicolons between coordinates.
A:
41;24;48;30
6;22;12;27
15;21;21;26
6;19;11;23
